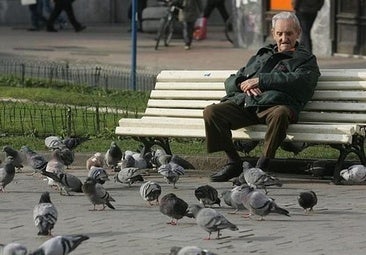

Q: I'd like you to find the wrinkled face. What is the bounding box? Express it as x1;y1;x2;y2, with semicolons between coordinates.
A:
272;18;300;52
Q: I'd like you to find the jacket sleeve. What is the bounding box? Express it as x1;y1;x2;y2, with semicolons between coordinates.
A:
258;55;320;103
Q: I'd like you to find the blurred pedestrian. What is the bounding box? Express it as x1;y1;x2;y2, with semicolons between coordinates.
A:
26;0;47;31
42;0;67;30
47;0;85;32
292;0;324;52
128;0;148;32
176;0;203;50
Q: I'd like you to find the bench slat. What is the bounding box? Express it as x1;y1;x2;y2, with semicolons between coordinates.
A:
115;126;352;144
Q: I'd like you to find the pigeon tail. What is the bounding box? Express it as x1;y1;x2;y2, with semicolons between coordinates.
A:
106;201;115;210
271;204;290;217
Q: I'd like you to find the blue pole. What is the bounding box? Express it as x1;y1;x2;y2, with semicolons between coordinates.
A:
130;0;137;91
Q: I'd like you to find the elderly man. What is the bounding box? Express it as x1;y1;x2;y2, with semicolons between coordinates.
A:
204;11;321;182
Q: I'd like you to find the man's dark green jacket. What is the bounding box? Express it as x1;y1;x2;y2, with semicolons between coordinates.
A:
222;42;321;122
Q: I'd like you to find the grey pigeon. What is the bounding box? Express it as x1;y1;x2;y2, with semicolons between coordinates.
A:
0;161;15;192
41;171;83;196
158;162;185;188
340;164;366;183
114;166;144;187
280;141;308;155
58;147;75;168
45;149;66;189
20;146;48;173
243;164;282;194
169;246;217;255
118;154;136;170
298;190;318;214
187;204;238;240
228;184;251;213
242;188;290;220
88;166;110;184
232;161;252;186
0;242;27;255
62;136;89;150
29;234;89;255
86;152;105;170
140;181;162;206
2;145;24;170
159;193;189;225
82;177;115;210
104;141;123;170
33;192;58;236
194;185;221;207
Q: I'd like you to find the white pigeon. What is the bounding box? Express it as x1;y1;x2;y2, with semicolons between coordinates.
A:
229;184;251;214
340;164;366;183
139;181;162;205
0;242;28;255
114;166;144;187
158;162;185;188
33;192;58;236
28;234;89;255
86;152;105;170
243;166;282;193
170;246;217;255
45;149;66;189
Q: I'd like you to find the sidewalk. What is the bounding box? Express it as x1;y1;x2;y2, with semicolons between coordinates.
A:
1;25;366;73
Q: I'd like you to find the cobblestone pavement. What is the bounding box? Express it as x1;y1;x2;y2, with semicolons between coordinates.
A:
1;162;366;255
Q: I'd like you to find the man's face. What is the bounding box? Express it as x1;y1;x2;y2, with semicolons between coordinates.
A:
272;19;300;52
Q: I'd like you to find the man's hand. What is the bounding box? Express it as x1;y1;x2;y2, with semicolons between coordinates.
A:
239;78;261;96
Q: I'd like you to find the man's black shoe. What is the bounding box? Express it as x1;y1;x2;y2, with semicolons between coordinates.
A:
210;162;243;182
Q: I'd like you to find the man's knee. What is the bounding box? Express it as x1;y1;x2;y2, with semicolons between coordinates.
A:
203;104;218;121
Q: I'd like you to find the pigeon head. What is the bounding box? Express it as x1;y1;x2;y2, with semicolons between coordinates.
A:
186;204;203;218
39;192;52;204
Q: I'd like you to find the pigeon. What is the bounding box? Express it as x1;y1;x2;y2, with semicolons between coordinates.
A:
20;146;48;173
45;149;66;189
2;145;24;170
33;192;58;236
118;154;136;170
0;242;28;255
114;166;144;187
104;141;123;170
280;141;308;155
140;181;162;205
58;147;75;168
169;246;217;255
45;136;65;150
158;162;185;188
298;190;318;214
150;149;171;168
40;171;83;196
82;177;115;210
232;161;252;186
228;184;251;213
86;152;105;170
29;234;89;255
187;204;238;240
88;166;110;184
0;161;16;192
242;188;290;220
62;136;89;150
159;193;189;225
340;164;366;183
243;164;282;194
194;185;221;207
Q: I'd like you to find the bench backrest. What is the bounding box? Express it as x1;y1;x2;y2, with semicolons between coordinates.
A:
145;69;366;124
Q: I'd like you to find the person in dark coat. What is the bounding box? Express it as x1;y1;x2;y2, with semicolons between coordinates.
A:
292;0;324;52
128;0;148;32
46;0;85;32
204;11;321;182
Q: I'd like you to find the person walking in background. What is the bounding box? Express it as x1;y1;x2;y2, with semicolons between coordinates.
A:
128;0;148;32
27;0;47;31
42;0;67;30
176;0;203;50
47;0;85;32
292;0;324;53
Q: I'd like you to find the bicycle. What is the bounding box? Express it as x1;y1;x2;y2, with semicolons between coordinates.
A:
154;0;181;50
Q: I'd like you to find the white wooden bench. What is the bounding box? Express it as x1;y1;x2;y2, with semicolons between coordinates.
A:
115;69;366;182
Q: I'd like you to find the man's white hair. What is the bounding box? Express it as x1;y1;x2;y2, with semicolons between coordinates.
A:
272;11;301;31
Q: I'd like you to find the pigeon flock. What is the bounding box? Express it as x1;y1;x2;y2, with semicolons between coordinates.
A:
2;136;366;254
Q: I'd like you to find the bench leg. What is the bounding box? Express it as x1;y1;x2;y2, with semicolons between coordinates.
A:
331;134;366;184
132;137;172;155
